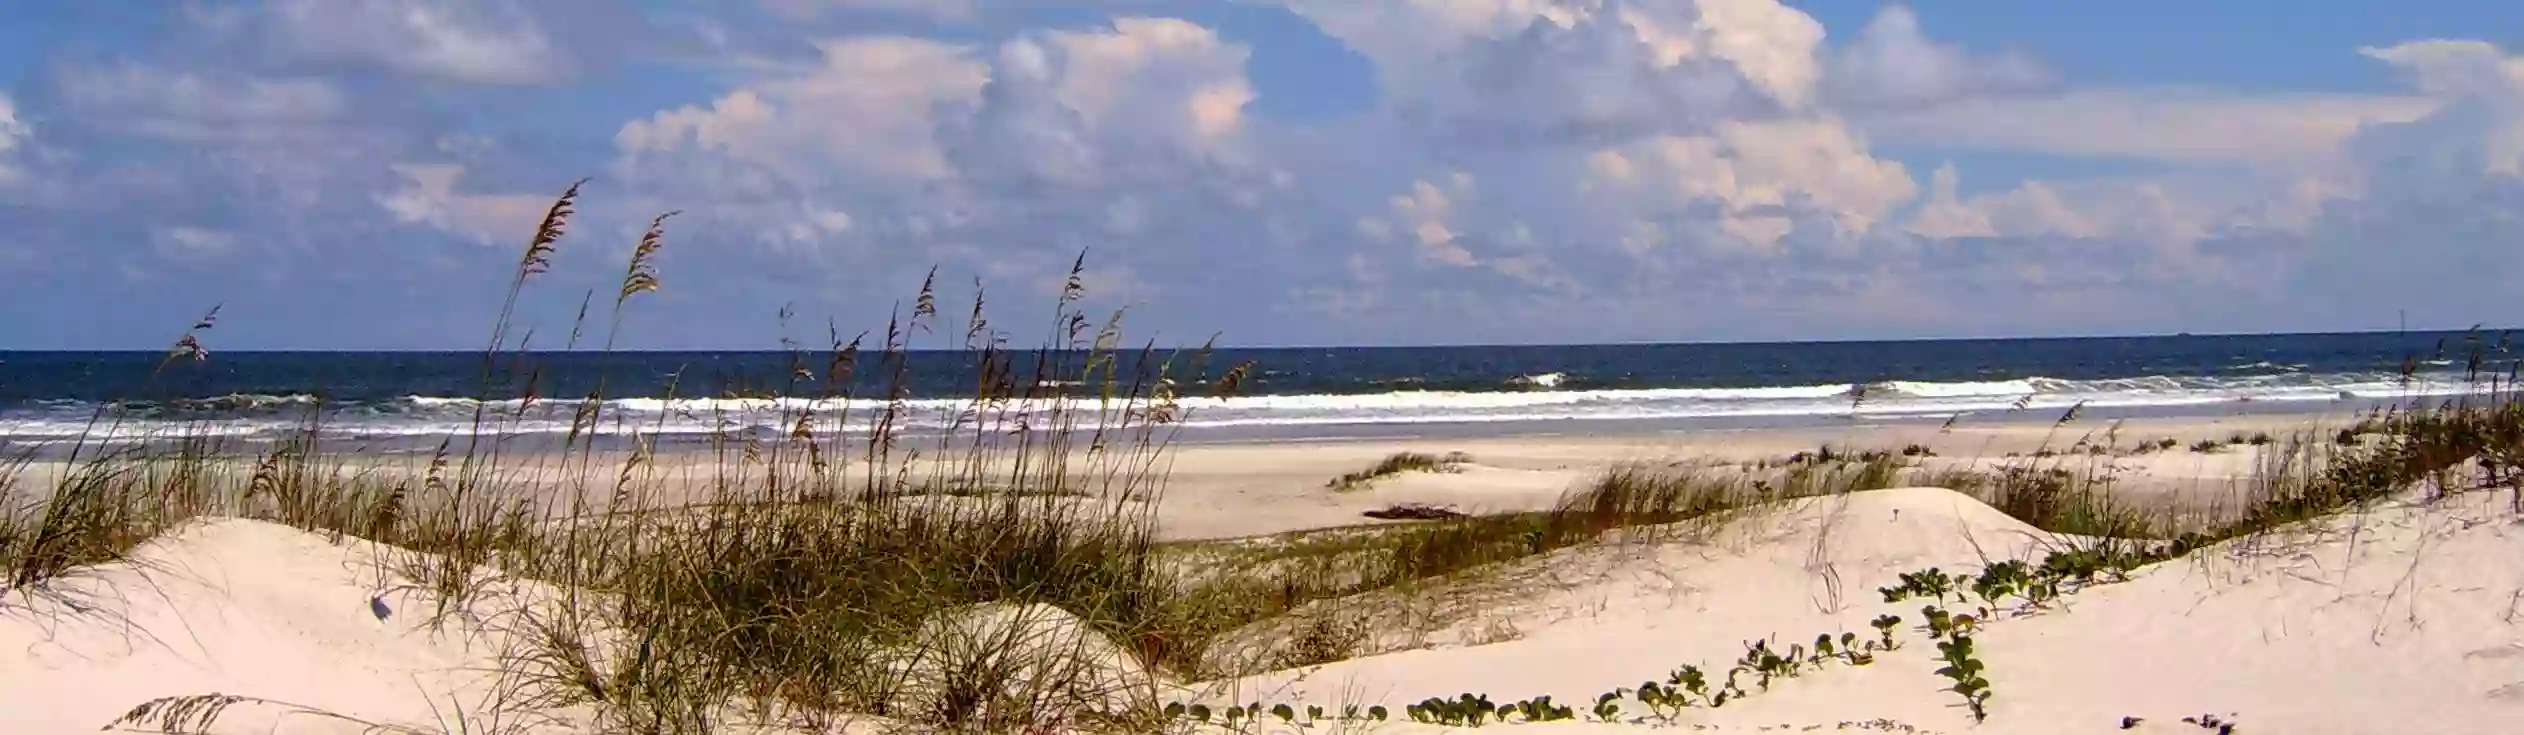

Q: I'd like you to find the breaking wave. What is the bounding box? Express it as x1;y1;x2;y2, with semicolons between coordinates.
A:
2;370;2499;444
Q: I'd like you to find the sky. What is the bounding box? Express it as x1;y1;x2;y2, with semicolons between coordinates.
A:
3;1;2523;350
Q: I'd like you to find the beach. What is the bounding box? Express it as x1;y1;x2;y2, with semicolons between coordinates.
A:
17;0;2524;730
14;398;2517;734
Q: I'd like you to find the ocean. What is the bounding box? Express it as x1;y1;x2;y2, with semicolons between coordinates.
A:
2;331;2514;450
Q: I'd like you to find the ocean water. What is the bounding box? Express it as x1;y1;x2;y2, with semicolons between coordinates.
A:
2;331;2515;449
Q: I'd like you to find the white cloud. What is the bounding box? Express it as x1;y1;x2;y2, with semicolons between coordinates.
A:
1859;88;2435;165
54;65;348;142
617;36;989;187
2355;40;2524;177
1678;0;1829;109
612;16;1261;260
1823;5;2053;109
22;1;2524;346
1366;173;1479;266
1020;18;1257;152
376;163;561;246
256;0;578;84
1275;0;1824;145
151;226;239;261
2362;40;2524;103
1586;117;1917;251
0;93;26;187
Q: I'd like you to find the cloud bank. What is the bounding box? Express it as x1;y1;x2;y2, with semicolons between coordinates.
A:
2;1;2521;348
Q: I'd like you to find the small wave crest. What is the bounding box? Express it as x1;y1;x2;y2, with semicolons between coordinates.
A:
1510;372;1566;389
5;370;2506;441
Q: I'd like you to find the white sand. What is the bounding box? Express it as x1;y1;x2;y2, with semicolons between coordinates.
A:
1190;486;2524;733
13;414;2514;733
0;518;566;734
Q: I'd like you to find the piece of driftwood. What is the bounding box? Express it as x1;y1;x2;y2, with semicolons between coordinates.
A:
1362;503;1466;521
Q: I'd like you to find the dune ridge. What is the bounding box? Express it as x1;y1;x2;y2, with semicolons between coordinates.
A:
11;471;2522;734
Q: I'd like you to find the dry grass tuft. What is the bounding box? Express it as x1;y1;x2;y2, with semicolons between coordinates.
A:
1325;451;1472;492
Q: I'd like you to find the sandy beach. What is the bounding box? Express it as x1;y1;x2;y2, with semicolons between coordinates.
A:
13;405;2514;734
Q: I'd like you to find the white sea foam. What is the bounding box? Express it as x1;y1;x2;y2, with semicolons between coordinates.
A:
1512;372;1566;389
3;372;2504;443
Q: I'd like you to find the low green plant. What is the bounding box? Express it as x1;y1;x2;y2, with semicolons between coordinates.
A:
1406;693;1500;726
1733;638;1802;689
1918;604;1980;640
1966;559;2061;613
1589;691;1625;722
1503;695;1575;723
1167;699;1389;726
1879;568;1970;604
1869;614;1903;651
1933;634;1992;722
1632;664;1734;719
1816;631;1879;665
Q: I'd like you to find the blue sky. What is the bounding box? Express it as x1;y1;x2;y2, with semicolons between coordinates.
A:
3;1;2523;349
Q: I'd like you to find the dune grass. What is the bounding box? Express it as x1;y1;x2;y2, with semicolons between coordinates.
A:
1325;451;1472;492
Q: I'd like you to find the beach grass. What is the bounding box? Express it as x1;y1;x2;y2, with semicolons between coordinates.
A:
1324;451;1471;492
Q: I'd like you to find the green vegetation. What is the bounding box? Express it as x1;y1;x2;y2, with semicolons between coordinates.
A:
1326;451;1473;491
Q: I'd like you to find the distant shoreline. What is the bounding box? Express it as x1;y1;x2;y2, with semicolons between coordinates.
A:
0;393;2399;462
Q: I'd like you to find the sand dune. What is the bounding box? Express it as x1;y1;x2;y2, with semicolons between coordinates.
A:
0;518;567;734
8;412;2515;734
1185;486;2524;734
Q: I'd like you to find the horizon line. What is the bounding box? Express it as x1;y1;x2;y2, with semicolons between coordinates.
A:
7;325;2520;354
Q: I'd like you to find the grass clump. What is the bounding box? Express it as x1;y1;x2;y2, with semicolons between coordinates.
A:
1327;451;1472;492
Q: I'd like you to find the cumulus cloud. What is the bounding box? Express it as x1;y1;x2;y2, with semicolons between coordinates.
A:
13;0;2524;348
611;14;1268;282
1276;0;1822;149
1362;173;1480;266
2354;40;2524;177
618;37;989;187
1585;119;1917;250
1822;5;2054;109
